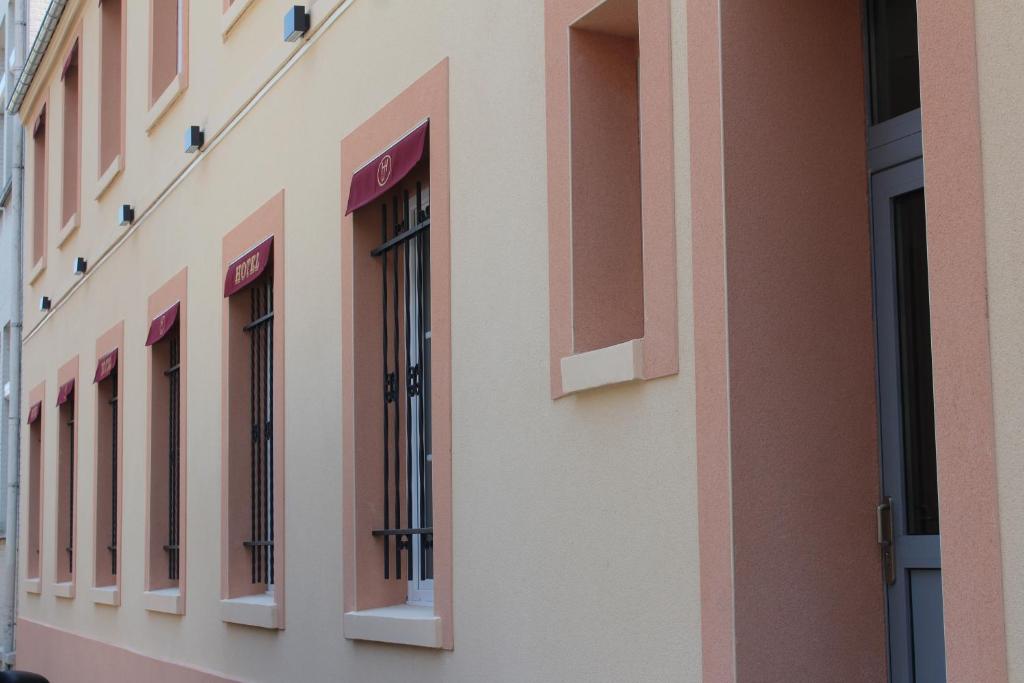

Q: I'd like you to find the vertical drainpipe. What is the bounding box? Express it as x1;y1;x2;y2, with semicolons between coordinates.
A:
2;0;25;668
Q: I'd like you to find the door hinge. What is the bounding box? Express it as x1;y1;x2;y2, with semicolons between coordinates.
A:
877;496;896;586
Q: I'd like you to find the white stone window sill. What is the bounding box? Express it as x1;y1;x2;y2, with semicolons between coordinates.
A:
90;585;119;606
23;578;41;595
222;0;256;39
560;338;644;395
94;155;123;200
221;593;279;629
343;604;442;649
52;581;74;599
56;212;79;249
28;258;45;285
143;587;183;615
145;74;186;134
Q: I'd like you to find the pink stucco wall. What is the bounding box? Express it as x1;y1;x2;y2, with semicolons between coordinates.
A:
719;0;887;678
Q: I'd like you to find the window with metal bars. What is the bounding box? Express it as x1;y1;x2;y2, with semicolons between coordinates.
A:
164;329;181;581
95;369;119;584
242;274;274;587
27;412;42;580
371;182;433;603
57;399;75;583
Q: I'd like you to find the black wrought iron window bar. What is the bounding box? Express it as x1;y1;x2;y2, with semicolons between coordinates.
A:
242;275;274;585
107;372;118;576
65;410;75;574
162;329;181;581
370;183;434;585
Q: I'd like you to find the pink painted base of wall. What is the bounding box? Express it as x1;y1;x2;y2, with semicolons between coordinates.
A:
18;619;237;683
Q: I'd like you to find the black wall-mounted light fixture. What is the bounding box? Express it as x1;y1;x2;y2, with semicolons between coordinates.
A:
39;296;51;311
73;257;87;276
119;204;135;226
185;125;205;153
284;5;310;42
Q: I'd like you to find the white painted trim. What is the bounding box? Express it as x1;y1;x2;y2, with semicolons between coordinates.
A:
52;581;74;599
343;604;441;649
144;74;185;134
89;585;119;606
23;578;41;595
94;154;123;201
142;587;182;615
221;0;256;40
220;593;278;629
27;258;44;285
560;339;644;395
55;212;78;248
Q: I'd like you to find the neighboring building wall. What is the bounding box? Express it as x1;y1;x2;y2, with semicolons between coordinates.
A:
976;1;1024;680
0;0;36;665
14;1;701;681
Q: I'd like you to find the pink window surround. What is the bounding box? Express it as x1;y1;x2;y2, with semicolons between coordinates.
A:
220;194;285;627
345;121;428;215
145;302;180;346
148;0;189;109
544;0;677;398
54;357;79;594
917;0;1008;678
29;100;47;273
93;323;124;602
59;28;82;236
26;383;46;586
98;0;127;185
145;270;188;609
340;59;453;649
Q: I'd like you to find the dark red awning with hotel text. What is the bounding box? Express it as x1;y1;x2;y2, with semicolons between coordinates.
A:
224;237;273;297
56;379;75;407
345;121;429;215
94;349;118;383
146;302;180;346
60;39;78;80
27;402;41;425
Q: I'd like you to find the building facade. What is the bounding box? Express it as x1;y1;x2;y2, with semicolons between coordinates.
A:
5;0;1023;681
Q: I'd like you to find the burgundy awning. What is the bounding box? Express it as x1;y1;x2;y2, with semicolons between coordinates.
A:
224;236;273;297
146;302;180;346
26;402;41;425
61;39;78;80
94;349;118;383
56;379;75;407
32;106;45;137
345;121;428;215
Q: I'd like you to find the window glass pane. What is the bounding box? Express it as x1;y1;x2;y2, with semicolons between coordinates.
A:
892;188;938;535
868;0;921;124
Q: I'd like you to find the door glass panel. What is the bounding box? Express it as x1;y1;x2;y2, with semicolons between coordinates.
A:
892;188;939;535
868;0;921;124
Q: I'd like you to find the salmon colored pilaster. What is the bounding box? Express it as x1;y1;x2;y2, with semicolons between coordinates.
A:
340;59;453;649
917;1;1009;680
685;0;735;679
544;0;678;398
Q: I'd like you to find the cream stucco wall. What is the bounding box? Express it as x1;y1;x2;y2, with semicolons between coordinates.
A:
976;1;1024;680
17;0;702;681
